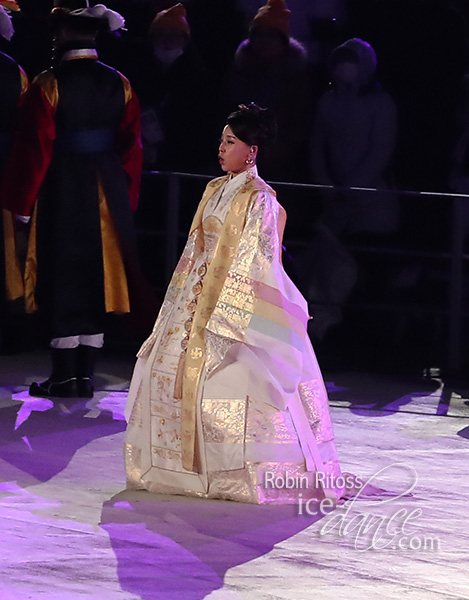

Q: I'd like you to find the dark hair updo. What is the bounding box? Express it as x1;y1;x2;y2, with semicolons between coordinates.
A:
226;103;277;153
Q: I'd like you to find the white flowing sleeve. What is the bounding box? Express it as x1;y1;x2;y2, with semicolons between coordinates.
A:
205;190;310;411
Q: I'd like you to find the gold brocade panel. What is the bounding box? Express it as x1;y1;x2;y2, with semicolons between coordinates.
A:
245;400;298;445
180;180;261;471
202;398;246;445
299;378;335;444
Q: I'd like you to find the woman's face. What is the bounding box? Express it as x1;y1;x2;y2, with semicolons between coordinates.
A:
218;125;257;175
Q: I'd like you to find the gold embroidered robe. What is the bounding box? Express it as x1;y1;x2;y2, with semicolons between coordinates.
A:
125;166;342;504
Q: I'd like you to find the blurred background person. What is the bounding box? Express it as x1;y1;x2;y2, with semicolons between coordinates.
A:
310;37;398;238
0;0;28;353
130;2;213;172
346;0;468;195
220;0;313;182
300;38;398;343
235;0;348;87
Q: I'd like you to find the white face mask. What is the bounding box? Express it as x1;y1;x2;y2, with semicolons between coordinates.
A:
153;47;184;65
333;61;359;85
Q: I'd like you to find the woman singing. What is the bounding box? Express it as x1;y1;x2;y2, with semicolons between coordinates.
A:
124;103;343;504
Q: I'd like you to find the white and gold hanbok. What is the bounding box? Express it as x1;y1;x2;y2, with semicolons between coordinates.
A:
124;166;343;504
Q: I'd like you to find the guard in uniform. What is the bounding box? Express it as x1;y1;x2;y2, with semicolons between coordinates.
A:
0;0;143;397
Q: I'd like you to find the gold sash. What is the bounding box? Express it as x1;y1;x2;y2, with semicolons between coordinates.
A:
181;177;260;472
24;205;38;313
2;209;24;301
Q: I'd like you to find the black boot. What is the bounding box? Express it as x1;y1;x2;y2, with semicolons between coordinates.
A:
29;348;79;398
76;344;99;398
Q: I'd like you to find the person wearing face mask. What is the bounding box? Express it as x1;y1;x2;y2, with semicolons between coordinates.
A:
310;37;399;237
124;102;345;504
147;0;187;67
299;38;399;345
220;0;314;182
132;3;213;172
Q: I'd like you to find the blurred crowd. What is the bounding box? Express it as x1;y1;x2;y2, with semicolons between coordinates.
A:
4;0;469;195
2;0;469;369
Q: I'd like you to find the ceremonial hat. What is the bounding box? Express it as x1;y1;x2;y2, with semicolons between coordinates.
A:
250;0;291;39
51;0;125;32
150;3;190;37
